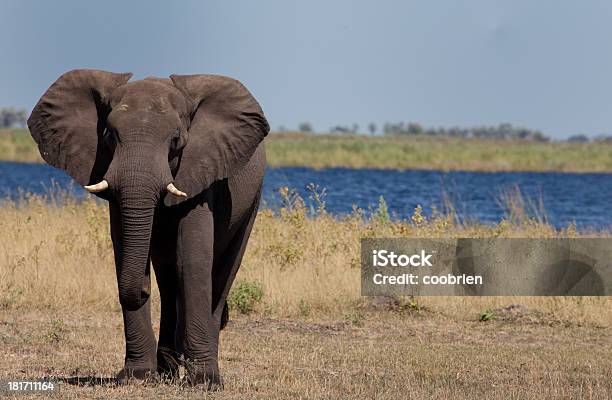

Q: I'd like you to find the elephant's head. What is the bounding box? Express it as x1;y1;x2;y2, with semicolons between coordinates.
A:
28;69;269;310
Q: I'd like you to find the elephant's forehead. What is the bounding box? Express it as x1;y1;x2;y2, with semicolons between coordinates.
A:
113;79;184;114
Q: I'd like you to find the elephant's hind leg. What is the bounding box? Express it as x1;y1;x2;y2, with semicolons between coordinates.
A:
211;192;261;331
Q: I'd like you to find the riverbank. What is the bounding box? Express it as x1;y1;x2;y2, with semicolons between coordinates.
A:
3;129;612;172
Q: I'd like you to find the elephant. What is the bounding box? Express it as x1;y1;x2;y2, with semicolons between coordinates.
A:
27;69;269;389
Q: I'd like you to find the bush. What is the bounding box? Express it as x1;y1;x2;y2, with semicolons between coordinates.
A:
228;280;264;314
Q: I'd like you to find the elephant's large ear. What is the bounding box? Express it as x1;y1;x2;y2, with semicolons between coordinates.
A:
28;69;132;187
166;74;269;206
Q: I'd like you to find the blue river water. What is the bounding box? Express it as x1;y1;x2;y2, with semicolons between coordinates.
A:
0;161;610;229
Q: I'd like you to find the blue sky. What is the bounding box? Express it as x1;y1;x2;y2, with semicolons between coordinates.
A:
2;0;612;138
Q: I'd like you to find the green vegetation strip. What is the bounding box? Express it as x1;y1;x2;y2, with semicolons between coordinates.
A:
3;129;612;172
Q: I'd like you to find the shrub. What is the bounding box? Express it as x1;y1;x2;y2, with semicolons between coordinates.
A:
228;280;264;314
479;308;495;322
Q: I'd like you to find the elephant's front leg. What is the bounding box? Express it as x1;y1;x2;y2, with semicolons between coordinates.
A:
176;203;222;388
109;202;157;382
150;214;182;380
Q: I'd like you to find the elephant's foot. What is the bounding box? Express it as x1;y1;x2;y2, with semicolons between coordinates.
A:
157;347;181;381
184;362;223;391
115;367;158;385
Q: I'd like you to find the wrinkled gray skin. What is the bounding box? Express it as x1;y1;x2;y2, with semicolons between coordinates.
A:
27;70;269;389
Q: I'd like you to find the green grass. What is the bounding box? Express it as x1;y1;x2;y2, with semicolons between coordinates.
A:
0;128;42;163
4;128;612;172
266;132;612;172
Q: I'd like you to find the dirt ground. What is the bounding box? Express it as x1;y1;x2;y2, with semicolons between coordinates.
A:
1;308;610;399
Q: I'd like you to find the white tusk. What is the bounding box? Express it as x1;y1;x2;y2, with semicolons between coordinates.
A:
84;180;109;193
167;183;187;197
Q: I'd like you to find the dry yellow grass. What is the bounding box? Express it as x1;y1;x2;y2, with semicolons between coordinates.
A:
1;195;611;398
1;194;610;324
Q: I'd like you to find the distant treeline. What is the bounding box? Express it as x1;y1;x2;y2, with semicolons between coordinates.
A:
1;106;610;142
294;121;551;141
0;108;27;129
380;122;549;141
292;121;612;142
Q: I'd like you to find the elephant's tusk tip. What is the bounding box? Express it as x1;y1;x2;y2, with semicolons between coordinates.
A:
84;180;109;193
167;183;187;197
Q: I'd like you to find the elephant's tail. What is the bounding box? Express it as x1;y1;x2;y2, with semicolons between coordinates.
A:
220;301;229;330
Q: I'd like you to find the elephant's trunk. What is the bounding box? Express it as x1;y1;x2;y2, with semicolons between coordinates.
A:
110;147;169;311
105;142;175;311
116;185;157;311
